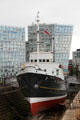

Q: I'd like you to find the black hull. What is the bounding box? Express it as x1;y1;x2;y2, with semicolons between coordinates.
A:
17;73;67;97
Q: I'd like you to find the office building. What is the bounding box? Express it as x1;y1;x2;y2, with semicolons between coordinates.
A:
0;26;25;78
73;49;80;66
28;24;73;70
73;49;80;71
73;49;80;78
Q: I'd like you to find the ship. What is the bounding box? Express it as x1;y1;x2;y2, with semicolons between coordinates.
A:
16;12;67;115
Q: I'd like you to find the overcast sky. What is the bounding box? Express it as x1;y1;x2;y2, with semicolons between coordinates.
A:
0;0;80;58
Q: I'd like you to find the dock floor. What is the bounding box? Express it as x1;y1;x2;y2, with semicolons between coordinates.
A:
0;85;31;120
62;91;80;120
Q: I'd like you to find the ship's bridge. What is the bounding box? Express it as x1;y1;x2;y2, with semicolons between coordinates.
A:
29;52;53;63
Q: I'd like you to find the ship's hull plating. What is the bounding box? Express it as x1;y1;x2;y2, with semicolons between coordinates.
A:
17;72;67;115
30;96;66;115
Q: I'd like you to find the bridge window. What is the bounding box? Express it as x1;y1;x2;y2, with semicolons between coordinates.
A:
43;59;45;62
47;59;49;62
31;59;33;62
44;69;46;72
35;59;37;62
39;59;41;62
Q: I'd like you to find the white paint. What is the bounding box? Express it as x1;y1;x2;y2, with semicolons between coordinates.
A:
30;52;53;62
25;95;67;103
18;62;64;80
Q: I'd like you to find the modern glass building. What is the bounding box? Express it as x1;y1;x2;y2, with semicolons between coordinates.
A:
54;24;73;71
28;24;73;70
0;26;25;78
28;24;53;52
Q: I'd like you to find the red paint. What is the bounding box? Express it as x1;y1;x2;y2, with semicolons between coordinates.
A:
30;97;66;115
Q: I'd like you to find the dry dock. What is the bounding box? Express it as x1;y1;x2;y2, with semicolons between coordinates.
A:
62;91;80;120
0;85;31;120
0;84;80;120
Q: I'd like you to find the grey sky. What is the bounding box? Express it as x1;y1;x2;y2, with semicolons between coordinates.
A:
0;0;80;58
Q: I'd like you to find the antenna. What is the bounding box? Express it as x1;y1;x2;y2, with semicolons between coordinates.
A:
37;11;40;22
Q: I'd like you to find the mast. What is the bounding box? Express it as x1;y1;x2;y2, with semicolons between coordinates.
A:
36;11;40;64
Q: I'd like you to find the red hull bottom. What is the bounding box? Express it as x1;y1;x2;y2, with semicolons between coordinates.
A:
30;97;66;115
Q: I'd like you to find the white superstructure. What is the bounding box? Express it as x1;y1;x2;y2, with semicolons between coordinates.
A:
30;52;53;62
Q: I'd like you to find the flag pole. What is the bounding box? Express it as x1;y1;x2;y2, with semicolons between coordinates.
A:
52;36;55;62
36;11;40;64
